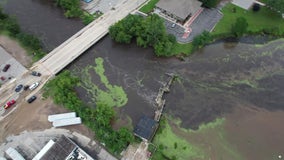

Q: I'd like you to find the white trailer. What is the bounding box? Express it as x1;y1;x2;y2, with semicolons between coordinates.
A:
32;140;55;160
48;112;76;122
52;117;82;127
5;147;25;160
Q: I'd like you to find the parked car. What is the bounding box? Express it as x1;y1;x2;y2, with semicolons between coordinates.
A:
15;84;23;92
27;96;37;103
2;64;10;72
4;99;16;109
29;82;39;90
23;85;30;91
31;71;41;77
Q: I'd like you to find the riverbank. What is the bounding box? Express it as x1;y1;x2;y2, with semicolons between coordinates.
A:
151;105;284;160
173;2;284;56
0;35;32;67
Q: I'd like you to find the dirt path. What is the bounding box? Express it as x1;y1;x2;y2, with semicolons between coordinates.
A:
0;35;32;68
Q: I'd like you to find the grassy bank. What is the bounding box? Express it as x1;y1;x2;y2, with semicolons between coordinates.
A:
55;0;100;25
0;9;45;61
212;3;284;36
139;0;159;14
173;3;284;56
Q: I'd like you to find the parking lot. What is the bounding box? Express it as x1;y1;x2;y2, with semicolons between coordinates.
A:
0;46;28;85
0;45;43;117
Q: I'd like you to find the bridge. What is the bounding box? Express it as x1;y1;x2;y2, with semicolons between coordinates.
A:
0;0;147;107
32;0;146;76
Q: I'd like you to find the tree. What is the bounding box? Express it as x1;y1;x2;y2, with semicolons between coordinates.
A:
55;0;83;18
4;18;20;36
200;0;220;8
252;3;261;12
266;0;284;14
231;17;248;37
44;71;79;104
192;31;213;49
109;14;177;57
94;102;115;128
17;33;42;50
0;7;8;20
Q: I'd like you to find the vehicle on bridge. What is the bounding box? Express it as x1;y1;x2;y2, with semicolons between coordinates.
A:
31;71;41;77
29;82;39;90
27;96;37;103
2;64;10;72
15;84;23;92
23;85;30;91
4;99;16;109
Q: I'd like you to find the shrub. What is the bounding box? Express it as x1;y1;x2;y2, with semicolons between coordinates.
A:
200;0;220;8
252;3;261;12
192;31;213;49
231;17;248;37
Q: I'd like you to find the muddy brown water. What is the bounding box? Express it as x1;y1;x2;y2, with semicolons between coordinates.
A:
70;37;284;129
3;1;284;130
3;0;84;52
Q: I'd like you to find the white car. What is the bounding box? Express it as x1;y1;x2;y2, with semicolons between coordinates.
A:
29;82;39;90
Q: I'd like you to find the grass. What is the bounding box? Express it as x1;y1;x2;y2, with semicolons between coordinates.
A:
0;31;44;62
212;3;284;36
172;42;194;55
139;0;159;14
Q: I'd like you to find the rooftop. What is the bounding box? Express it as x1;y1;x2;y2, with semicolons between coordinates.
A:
155;0;202;20
134;116;158;141
40;136;76;160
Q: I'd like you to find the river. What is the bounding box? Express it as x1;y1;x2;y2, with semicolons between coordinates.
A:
3;1;284;159
3;0;284;128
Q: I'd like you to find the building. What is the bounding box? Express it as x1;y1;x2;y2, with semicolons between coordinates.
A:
155;0;202;24
5;147;25;160
133;116;158;141
32;135;94;160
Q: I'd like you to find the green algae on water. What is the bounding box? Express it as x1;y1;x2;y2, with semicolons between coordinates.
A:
152;119;205;160
78;57;128;107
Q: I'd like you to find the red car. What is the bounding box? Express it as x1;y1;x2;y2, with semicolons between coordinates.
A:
4;100;16;109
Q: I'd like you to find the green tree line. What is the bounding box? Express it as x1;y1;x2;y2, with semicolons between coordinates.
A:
192;17;248;50
0;7;45;60
109;14;176;57
44;71;134;155
54;0;95;25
